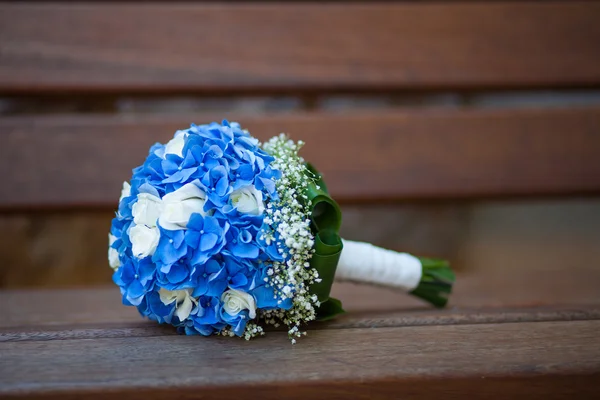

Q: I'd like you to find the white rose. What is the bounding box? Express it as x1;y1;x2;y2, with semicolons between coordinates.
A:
164;130;188;158
159;288;197;321
129;224;160;258
159;183;207;230
221;289;256;319
108;234;120;270
119;181;131;202
230;185;265;216
132;193;163;227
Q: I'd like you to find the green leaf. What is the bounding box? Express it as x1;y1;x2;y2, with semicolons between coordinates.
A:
303;163;344;308
309;230;343;303
315;297;346;321
305;164;341;233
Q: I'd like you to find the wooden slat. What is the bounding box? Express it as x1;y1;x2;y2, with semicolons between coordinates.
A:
1;107;600;208
2;377;600;400
2;266;599;398
2;305;599;343
3;255;600;337
1;321;599;399
4;265;600;329
1;2;600;93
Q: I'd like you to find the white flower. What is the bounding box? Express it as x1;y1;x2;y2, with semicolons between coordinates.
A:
159;288;197;321
221;289;257;319
164;130;188;158
129;224;160;258
108;234;120;269
230;185;265;216
119;181;131;202
159;183;207;230
132;193;163;227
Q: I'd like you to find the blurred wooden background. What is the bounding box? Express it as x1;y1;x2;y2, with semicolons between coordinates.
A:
2;200;599;288
1;1;600;289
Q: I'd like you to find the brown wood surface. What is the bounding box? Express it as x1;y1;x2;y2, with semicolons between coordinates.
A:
1;271;599;398
4;267;600;329
1;2;600;93
3;305;600;344
1;321;599;399
1;375;600;400
1;107;599;209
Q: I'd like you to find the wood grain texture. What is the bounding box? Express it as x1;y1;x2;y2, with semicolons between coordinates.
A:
1;2;600;93
2;306;599;343
3;268;600;329
1;107;600;209
1;273;599;398
1;321;599;399
1;376;600;400
5;377;598;400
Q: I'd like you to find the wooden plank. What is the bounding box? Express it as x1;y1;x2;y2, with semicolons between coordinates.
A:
2;269;599;397
3;262;600;329
2;377;600;400
1;2;600;93
1;321;599;399
1;107;600;208
2;306;599;343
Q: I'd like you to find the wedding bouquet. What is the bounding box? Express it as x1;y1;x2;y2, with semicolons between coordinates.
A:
109;121;454;342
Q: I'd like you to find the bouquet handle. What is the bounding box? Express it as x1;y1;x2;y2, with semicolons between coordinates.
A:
334;239;455;307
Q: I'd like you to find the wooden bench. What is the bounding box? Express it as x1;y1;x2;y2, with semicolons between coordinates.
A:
1;1;600;398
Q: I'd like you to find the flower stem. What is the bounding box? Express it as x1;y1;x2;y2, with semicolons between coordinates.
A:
409;257;455;308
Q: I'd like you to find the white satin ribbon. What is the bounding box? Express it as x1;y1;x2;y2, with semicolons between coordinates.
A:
334;239;422;292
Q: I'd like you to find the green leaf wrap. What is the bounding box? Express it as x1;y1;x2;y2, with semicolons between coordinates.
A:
409;257;455;308
314;297;345;321
304;164;345;320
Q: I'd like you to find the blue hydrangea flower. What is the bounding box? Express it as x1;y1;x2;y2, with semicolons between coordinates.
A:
156;257;195;290
108;120;308;338
179;295;224;336
219;307;250;336
190;258;228;297
113;257;156;306
154;227;187;266
185;214;229;265
142;290;176;324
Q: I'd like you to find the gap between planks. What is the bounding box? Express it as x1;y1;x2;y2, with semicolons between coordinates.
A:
1;306;599;343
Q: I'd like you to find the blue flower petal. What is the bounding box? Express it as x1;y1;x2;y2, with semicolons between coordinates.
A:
200;233;218;252
231;242;259;259
252;285;279;309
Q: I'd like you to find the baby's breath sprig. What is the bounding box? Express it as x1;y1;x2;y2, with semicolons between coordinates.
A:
255;134;320;342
